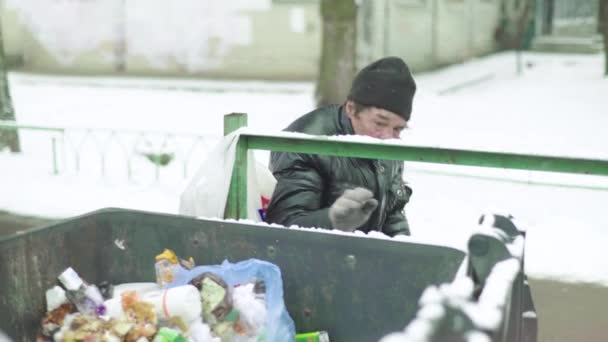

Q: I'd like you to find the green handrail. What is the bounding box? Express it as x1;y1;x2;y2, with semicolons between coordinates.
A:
0;121;65;175
0;121;65;133
223;114;608;219
246;134;608;175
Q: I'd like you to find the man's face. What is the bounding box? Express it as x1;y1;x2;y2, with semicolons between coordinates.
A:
345;101;408;140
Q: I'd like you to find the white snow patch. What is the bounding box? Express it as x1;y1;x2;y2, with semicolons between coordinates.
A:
449;277;475;299
402;320;434;341
506;236;525;259
417;304;446;321
466;331;491;342
462;303;502;331
378;332;408;342
468;259;520;330
418;286;443;306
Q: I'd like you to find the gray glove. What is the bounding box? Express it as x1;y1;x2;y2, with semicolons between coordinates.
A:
329;187;378;231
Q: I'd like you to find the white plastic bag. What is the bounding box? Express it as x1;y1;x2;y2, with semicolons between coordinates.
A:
179;130;276;221
104;284;201;324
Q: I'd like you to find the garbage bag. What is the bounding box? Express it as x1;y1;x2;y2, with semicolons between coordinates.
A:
179;130;276;221
169;259;295;342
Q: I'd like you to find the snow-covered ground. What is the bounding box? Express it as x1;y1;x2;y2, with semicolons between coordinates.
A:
2;51;607;285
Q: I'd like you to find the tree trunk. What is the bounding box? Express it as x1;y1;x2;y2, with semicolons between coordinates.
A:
315;0;358;107
0;15;19;152
544;0;554;35
599;0;605;34
115;0;127;72
600;0;608;75
497;0;534;50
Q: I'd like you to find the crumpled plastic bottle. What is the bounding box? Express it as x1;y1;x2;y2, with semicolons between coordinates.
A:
155;249;181;288
58;267;106;316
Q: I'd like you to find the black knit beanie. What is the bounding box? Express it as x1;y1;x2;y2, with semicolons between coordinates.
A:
347;56;417;120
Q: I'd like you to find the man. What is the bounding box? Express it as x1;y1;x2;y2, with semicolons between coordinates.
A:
265;56;416;236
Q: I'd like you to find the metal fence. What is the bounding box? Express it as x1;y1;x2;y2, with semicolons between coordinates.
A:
0;121;218;184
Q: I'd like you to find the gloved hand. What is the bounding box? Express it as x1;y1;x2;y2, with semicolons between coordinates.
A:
329;187;378;231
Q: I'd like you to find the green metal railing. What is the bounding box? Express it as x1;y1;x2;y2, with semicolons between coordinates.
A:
223;113;608;219
0;121;216;180
0;121;65;175
0;121;65;133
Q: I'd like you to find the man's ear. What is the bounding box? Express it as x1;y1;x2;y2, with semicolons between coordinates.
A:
345;100;355;119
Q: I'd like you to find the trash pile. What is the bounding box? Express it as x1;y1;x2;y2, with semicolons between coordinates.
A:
38;249;277;342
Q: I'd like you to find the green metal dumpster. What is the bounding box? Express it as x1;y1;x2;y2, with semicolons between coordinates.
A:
0;208;465;342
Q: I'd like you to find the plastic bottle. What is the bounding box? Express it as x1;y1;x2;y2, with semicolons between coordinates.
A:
58;267;106;316
155;249;180;288
142;285;202;323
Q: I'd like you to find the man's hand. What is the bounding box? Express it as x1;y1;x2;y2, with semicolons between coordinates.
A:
329;188;378;231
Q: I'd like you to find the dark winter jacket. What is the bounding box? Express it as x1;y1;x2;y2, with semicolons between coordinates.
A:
265;105;412;236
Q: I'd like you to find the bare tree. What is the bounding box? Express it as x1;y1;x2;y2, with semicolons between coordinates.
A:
115;0;127;72
315;0;358;107
0;15;19;152
496;0;534;50
600;0;608;75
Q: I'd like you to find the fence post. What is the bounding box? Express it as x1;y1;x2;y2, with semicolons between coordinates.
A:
224;113;248;136
52;137;59;175
224;113;248;219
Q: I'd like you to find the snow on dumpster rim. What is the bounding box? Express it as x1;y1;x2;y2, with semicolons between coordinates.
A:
197;215;467;252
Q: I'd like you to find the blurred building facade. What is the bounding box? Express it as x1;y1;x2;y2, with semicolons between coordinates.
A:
532;0;603;53
1;0;503;79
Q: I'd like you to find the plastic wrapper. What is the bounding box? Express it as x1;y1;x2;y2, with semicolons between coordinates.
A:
170;259;295;341
232;283;266;338
58;268;106;316
40;303;76;337
156;249;180;288
45;286;68;313
189;273;233;324
112;283;161;299
188;320;220;342
145;285;202;325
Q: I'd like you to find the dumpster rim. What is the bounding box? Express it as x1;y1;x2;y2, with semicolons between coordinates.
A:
0;207;467;259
